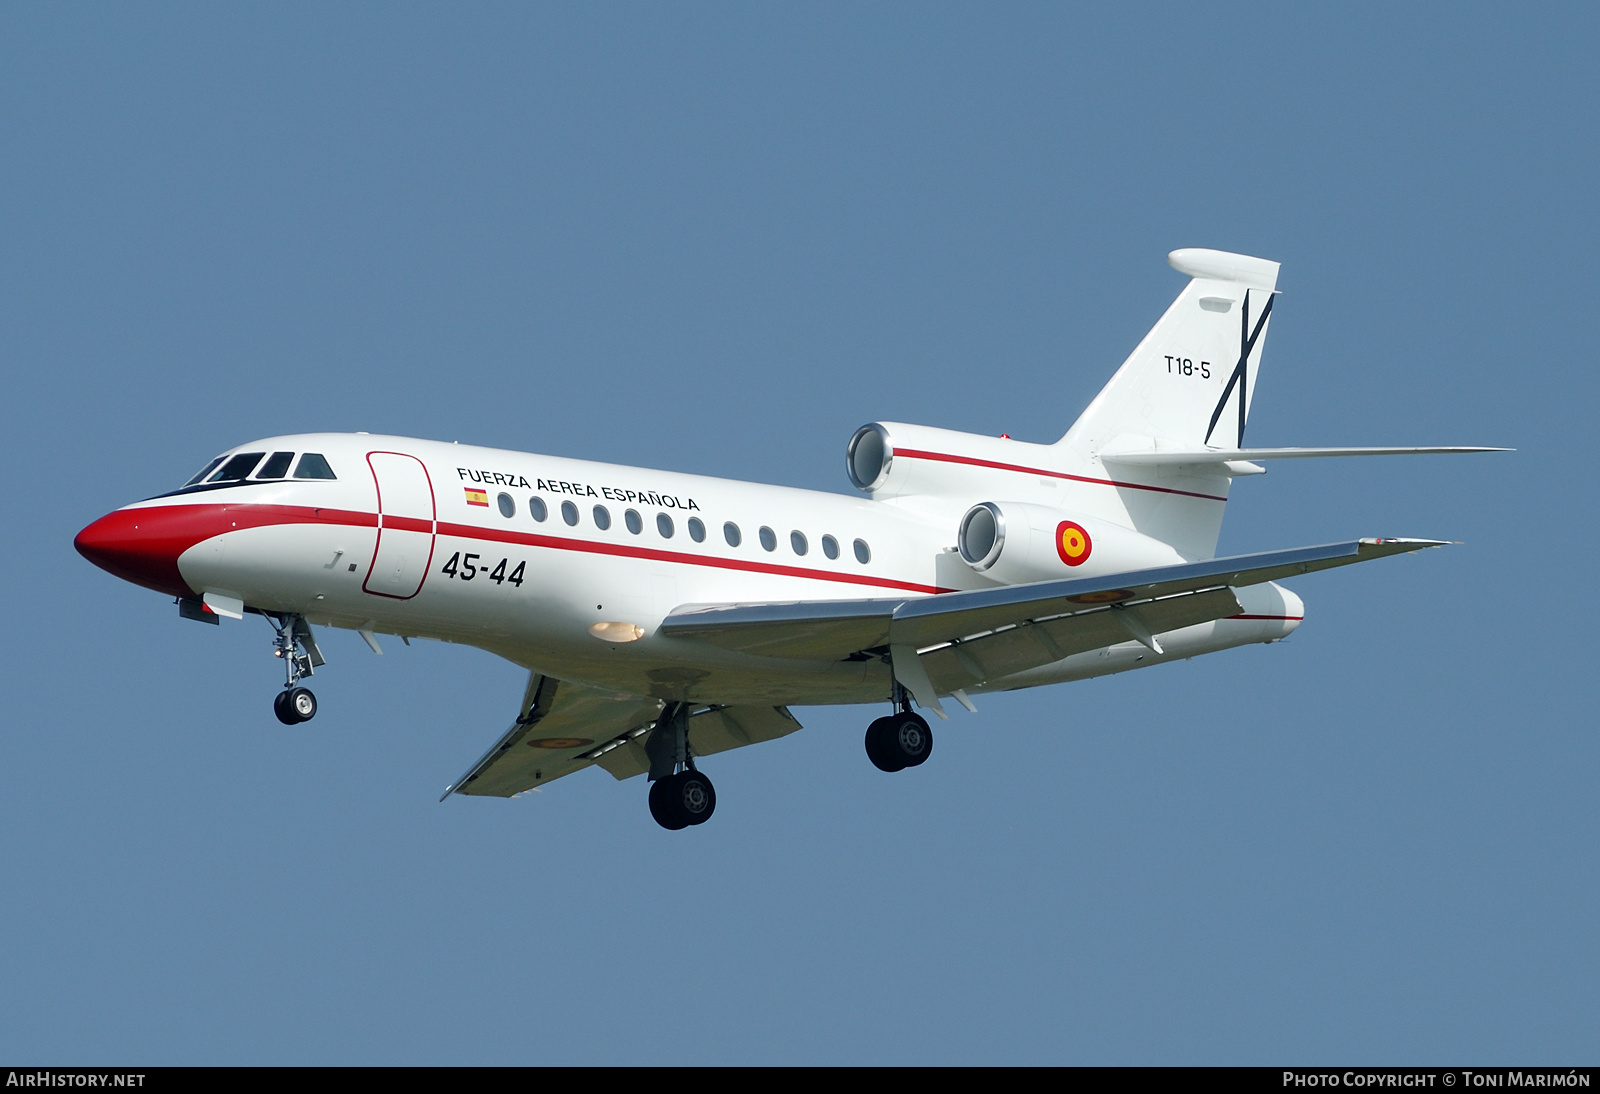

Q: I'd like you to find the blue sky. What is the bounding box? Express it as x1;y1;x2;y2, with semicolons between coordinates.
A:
2;5;1595;1063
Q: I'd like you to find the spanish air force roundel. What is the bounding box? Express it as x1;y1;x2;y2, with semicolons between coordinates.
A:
1056;520;1091;566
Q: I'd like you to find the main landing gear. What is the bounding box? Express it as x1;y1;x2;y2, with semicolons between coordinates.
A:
266;612;325;725
644;702;717;830
864;684;934;772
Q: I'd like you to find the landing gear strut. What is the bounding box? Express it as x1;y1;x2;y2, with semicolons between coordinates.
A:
266;612;325;725
865;682;933;772
644;702;716;829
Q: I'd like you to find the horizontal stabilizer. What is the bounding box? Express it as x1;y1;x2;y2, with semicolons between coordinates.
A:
1101;445;1509;466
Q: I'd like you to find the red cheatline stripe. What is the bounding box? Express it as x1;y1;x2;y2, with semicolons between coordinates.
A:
1227;614;1304;621
432;519;947;594
142;502;950;596
180;503;379;531
893;448;1230;503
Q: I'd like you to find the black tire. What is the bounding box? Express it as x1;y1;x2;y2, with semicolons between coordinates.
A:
649;776;690;830
273;690;298;725
865;716;905;772
885;712;933;768
677;770;716;825
287;687;317;723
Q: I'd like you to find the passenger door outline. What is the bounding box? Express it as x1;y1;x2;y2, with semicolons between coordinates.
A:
363;451;437;600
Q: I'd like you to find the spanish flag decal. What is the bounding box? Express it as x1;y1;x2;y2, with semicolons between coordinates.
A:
1056;520;1091;566
464;488;489;507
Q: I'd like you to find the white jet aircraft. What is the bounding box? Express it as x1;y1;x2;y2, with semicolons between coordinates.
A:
77;249;1501;829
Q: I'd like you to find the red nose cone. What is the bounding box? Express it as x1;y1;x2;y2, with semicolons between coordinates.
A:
75;508;197;598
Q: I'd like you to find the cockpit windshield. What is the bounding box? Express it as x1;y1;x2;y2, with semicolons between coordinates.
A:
206;452;265;482
293;453;336;479
183;457;226;487
164;449;338;497
256;451;295;479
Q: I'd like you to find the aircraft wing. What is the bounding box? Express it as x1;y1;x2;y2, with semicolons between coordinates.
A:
442;673;802;798
661;538;1444;697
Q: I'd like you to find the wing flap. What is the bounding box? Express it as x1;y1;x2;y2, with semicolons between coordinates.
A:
918;587;1242;691
592;704;804;781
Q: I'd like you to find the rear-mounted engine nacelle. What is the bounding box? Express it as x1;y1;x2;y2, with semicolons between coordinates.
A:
956;501;1186;585
845;421;1068;501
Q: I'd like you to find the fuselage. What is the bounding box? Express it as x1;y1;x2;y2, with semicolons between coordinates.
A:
75;432;1303;707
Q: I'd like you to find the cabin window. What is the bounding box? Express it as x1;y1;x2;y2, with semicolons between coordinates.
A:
625;509;643;534
822;534;839;560
561;500;579;526
183;457;225;486
688;517;705;543
293;453;336;480
854;538;871;564
593;505;611;530
790;531;808;556
498;493;515;518
657;513;675;539
208;452;265;482
256;452;294;479
759;526;776;552
723;522;741;547
529;496;548;522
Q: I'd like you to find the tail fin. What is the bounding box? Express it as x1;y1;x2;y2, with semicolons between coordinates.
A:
1054;249;1281;560
1059;248;1281;455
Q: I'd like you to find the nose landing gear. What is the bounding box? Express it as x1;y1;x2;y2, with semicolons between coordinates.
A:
865;684;934;772
266;612;325;725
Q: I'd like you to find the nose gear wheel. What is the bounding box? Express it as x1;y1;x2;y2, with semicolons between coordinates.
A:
274;686;318;725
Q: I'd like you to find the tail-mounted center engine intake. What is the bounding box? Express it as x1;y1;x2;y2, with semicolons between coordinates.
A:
956;501;1187;585
846;421;1068;502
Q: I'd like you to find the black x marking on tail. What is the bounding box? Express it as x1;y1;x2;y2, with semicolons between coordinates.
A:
1204;289;1275;447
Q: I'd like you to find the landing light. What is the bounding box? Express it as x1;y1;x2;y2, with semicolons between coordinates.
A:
589;621;645;643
